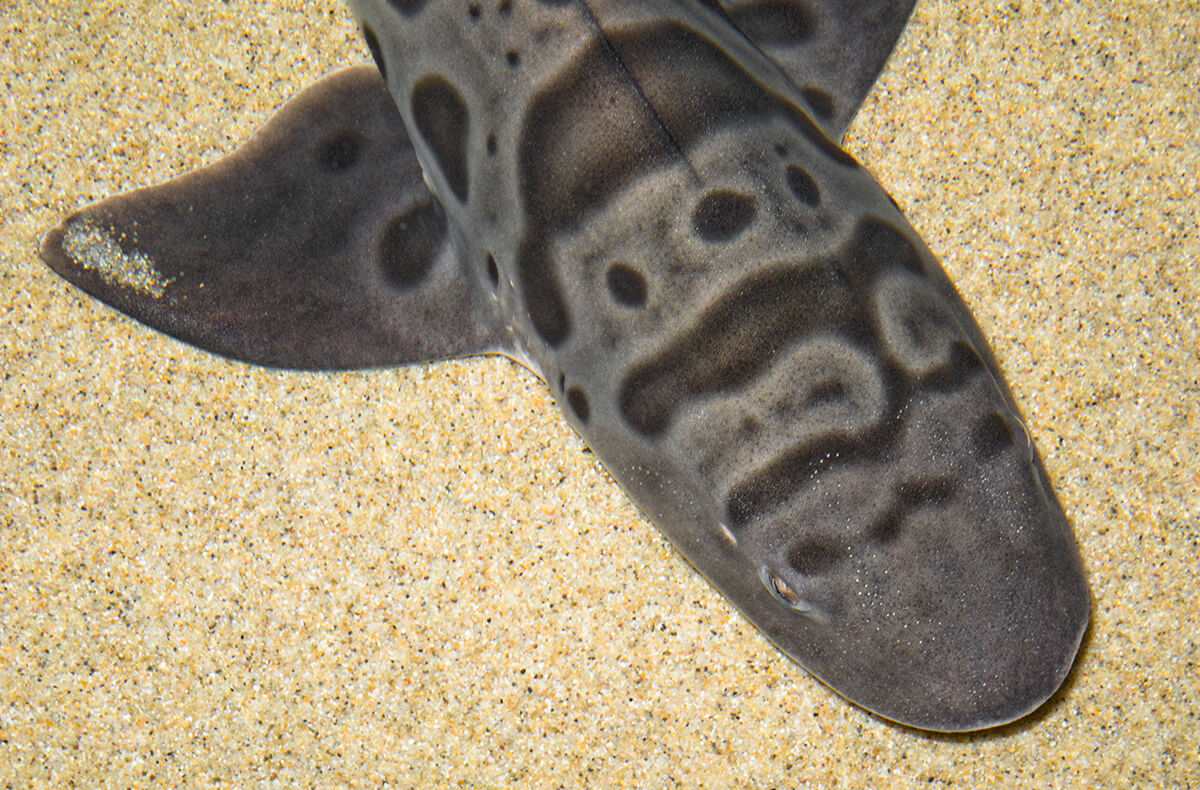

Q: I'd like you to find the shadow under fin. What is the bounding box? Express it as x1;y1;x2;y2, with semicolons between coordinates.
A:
41;65;511;370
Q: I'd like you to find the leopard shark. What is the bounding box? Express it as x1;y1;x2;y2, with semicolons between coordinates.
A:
40;0;1089;731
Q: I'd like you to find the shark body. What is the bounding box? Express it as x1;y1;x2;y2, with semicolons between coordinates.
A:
42;0;1089;731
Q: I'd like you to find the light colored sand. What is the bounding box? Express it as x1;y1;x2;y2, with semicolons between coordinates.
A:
3;1;1197;786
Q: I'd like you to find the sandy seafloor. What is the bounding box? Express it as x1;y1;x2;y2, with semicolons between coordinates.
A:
3;1;1198;786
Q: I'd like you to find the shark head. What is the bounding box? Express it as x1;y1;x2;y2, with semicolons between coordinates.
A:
41;0;1088;732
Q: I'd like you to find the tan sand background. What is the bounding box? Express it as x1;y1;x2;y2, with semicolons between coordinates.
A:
3;0;1197;786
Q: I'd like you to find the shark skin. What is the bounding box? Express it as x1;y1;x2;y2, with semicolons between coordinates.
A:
40;0;1089;732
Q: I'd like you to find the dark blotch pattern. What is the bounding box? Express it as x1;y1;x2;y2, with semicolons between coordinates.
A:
317;130;364;172
411;75;471;203
606;263;647;307
613;215;982;527
692;189;756;242
726;434;877;526
854;212;925;278
787;538;845;576
801;86;835;121
729;0;815;44
516;22;857;347
619;218;922;437
567;387;591;423
974;411;1015;459
363;26;386;81
516;241;571;347
379;200;447;288
620;262;850;436
386;0;428;16
807;379;846;405
485;253;499;288
867;477;959;544
506;50;521;68
786;163;820;206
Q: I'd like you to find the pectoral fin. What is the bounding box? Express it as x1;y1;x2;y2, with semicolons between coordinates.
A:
41;65;511;370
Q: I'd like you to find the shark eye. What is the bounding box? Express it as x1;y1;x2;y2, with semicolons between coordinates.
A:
760;566;814;613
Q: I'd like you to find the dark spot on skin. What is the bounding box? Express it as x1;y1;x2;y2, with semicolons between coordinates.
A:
411;75;471;203
620;263;868;437
897;476;958;507
498;0;512;14
634;214;981;526
316;129;364;172
849;215;924;278
606;262;647;307
566;387;590;423
806;379;845;405
801;86;835;120
519;22;853;240
867;509;903;544
974;412;1015;459
788;538;845;576
868;477;959;544
916;341;986;389
363;26;386;81
517;23;856;348
727;435;862;527
386;0;429;16
379;200;446;288
516;240;571;346
485;253;499;288
730;0;816;45
693;189;756;241
468;2;482;19
786;164;820;206
506;50;521;68
619;217;926;437
535;0;572;6
486;133;497;155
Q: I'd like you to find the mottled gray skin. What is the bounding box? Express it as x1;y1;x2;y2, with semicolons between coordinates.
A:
42;0;1088;731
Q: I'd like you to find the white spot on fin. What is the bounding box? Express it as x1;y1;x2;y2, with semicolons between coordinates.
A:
62;218;173;298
